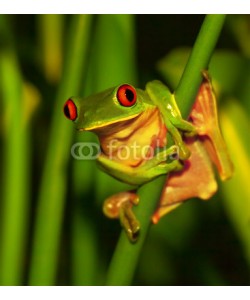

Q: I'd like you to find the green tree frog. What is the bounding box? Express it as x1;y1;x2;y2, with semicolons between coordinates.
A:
64;72;233;242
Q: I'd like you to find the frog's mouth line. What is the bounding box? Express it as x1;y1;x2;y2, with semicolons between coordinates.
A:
77;112;142;132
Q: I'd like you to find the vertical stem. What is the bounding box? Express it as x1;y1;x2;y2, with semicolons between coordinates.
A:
38;14;64;83
0;16;31;286
28;15;92;285
175;14;226;118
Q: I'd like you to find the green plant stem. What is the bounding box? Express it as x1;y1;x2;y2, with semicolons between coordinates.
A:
0;47;29;287
38;14;64;83
28;15;92;285
175;14;226;118
0;16;30;286
106;14;226;286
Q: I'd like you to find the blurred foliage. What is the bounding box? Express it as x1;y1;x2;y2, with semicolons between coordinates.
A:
0;15;249;286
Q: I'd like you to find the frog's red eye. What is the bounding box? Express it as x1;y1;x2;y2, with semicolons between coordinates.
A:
64;99;77;121
117;84;137;107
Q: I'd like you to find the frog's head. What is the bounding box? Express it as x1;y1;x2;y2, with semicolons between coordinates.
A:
63;84;148;131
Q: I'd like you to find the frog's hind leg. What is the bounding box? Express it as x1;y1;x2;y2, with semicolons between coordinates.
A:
103;191;140;242
189;71;233;180
152;138;218;224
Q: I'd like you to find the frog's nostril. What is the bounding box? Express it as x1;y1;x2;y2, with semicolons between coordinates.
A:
64;99;77;121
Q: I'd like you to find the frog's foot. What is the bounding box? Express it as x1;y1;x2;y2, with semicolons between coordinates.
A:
176;141;191;161
119;201;140;242
145;145;180;168
135;145;184;183
103;191;140;242
169;119;196;160
183;125;197;138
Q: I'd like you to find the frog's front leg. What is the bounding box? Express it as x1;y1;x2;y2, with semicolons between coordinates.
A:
146;80;197;160
103;191;140;242
97;145;182;186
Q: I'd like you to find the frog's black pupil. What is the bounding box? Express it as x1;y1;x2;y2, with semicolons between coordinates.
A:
125;89;134;102
64;105;70;118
